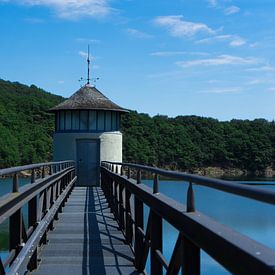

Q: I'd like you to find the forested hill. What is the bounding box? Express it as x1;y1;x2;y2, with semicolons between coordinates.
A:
0;79;63;167
0;79;275;174
122;112;275;174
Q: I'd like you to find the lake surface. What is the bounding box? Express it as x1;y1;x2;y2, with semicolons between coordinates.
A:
1;177;275;274
143;179;275;274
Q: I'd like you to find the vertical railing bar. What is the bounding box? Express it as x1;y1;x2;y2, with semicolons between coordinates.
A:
12;173;19;193
151;210;163;274
119;182;125;231
127;168;130;179
187;181;195;212
134;195;144;269
125;188;132;245
153;173;159;194
182;181;200;275
9;208;22;259
31;169;35;184
137;170;141;184
42;166;45;179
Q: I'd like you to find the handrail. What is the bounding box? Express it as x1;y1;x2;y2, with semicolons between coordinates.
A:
100;161;275;275
0;160;75;176
0;160;76;274
102;161;275;205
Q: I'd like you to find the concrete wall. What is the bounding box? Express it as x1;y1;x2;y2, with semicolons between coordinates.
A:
53;131;123;163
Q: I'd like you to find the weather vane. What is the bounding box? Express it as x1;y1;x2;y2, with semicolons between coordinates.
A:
79;45;99;87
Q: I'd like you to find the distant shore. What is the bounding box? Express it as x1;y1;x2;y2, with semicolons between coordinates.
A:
191;166;275;179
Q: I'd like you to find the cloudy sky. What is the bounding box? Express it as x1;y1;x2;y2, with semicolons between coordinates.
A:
1;0;275;120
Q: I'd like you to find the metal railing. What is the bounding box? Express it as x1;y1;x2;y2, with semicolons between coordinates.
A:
0;160;76;275
101;161;275;275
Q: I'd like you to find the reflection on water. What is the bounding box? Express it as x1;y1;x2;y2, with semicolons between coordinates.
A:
143;179;275;274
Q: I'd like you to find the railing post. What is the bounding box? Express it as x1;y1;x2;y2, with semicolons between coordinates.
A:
134;169;143;268
134;197;143;268
151;211;163;275
182;182;200;275
187;182;195;212
12;173;19;193
119;182;125;230
127;168;130;179
9;208;22;257
153;173;159;194
125;189;133;245
42;166;45;178
49;165;53;175
137;170;141;184
114;180;119;220
31;169;35;183
28;194;38;271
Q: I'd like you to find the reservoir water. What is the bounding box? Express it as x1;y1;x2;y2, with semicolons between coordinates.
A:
1;178;275;274
143;179;275;274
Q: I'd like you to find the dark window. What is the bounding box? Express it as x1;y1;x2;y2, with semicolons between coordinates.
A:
112;112;117;130
89;111;97;130
55;113;59;131
60;111;65;130
72;111;80;130
117;113;121;129
80;111;88;130
97;111;105;131
65;111;72;130
105;111;112;131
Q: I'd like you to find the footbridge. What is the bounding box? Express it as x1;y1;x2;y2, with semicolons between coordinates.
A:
1;160;275;274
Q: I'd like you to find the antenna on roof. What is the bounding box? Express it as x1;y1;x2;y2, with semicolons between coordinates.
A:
78;46;99;87
87;45;91;85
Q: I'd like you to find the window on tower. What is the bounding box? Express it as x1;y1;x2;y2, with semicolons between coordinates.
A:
55;110;121;133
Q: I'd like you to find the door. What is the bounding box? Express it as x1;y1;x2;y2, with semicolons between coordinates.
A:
76;139;100;186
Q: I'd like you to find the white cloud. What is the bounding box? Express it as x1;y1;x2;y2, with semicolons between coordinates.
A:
199;87;242;94
196;35;231;44
150;51;208;57
126;28;153;39
246;66;275;72
225;6;240;15
58;80;65;84
268;87;275;92
154;15;215;38
229;37;246;47
2;0;112;19
176;55;260;67
197;34;246;47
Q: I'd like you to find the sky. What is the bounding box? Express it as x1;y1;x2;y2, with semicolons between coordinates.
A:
1;0;275;121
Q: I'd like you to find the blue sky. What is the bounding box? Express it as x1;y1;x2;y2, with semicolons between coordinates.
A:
1;0;275;121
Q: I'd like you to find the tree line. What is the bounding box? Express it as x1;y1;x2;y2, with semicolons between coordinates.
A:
0;79;274;174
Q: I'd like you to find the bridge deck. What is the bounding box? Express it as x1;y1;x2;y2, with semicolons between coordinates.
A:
33;187;138;275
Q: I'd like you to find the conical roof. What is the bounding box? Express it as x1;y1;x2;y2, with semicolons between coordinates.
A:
50;84;128;113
